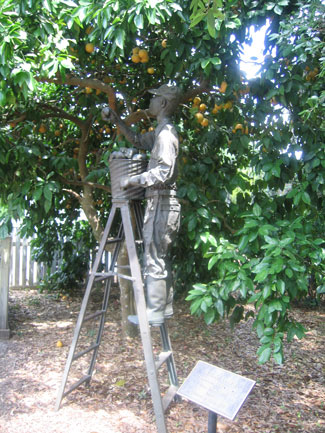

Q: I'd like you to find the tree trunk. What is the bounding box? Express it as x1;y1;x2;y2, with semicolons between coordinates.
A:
117;241;138;338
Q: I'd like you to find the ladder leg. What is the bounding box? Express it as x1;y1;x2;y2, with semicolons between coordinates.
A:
160;324;178;387
55;204;119;410
121;202;168;433
87;222;125;379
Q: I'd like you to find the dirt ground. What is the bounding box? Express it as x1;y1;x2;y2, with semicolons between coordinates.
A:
0;287;324;433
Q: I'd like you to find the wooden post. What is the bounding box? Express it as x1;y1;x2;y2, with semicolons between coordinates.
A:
0;237;11;339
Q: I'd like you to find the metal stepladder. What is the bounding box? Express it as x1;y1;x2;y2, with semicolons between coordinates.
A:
55;198;179;433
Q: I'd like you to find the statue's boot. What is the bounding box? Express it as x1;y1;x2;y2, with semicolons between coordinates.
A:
145;277;167;326
164;275;174;319
128;277;167;326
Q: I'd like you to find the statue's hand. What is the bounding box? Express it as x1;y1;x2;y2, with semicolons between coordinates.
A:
120;177;130;189
101;106;117;122
120;175;142;189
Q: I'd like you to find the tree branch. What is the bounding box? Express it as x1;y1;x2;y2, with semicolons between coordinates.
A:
36;74;116;100
57;174;111;193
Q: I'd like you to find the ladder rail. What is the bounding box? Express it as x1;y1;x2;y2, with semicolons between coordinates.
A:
121;202;168;433
56;204;119;410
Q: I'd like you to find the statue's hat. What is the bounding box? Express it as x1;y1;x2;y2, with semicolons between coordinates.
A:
148;84;180;101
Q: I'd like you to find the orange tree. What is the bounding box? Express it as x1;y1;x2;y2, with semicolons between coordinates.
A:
0;0;324;362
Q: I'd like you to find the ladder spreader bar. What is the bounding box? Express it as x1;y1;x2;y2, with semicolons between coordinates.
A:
162;384;178;412
72;343;100;361
84;309;106;322
155;351;172;370
63;374;92;398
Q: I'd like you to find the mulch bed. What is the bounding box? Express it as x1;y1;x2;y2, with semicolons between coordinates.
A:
0;287;324;433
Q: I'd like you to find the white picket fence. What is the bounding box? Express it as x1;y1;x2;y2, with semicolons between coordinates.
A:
8;235;47;288
5;234;111;289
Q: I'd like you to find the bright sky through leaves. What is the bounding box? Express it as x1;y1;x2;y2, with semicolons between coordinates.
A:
240;23;269;79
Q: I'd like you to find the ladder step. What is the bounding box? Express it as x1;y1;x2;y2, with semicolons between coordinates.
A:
73;343;100;361
162;384;178;412
84;309;106;322
117;273;135;281
106;237;123;244
63;374;92;398
155;351;172;370
116;265;131;270
94;272;135;282
94;272;115;282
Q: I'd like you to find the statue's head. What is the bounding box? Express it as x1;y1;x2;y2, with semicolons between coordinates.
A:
148;84;181;117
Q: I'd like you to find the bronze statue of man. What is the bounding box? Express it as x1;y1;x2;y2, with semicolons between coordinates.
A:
102;84;181;325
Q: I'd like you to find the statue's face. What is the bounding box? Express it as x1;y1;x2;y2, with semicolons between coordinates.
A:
148;95;165;117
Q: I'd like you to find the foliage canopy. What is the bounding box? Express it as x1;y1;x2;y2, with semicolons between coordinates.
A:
1;0;324;363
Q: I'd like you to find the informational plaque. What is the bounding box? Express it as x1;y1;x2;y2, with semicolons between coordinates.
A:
177;360;255;421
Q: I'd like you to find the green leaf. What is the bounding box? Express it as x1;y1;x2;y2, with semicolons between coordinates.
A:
302;191;311;205
254;268;269;282
253;203;261;217
268;300;282;313
192;283;207;292
134;14;144;29
115;28;125;50
274;5;283;15
44;199;51;213
204;308;215;324
207;10;216;38
208;254;219;270
248;292;261;303
201;58;210;69
197;208;209;219
273;351;283;365
258;346;272;364
187;185;197;202
264;327;274;336
190;297;203;314
33;187;43;201
188;215;197;231
238;235;249;251
215;299;224;317
43;184;53;202
276;280;285;295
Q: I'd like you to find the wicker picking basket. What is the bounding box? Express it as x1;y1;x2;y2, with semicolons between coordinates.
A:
109;157;147;200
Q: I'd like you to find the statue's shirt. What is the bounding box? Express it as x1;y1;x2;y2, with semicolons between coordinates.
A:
137;119;179;189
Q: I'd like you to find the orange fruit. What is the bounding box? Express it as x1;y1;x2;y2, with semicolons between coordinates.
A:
219;81;228;93
85;87;92;94
131;54;141;63
224;101;233;110
193;96;201;106
147;67;155;74
195;112;204;123
212;104;222;114
201;118;209;127
138;49;148;59
132;47;140;54
199;103;207;112
54;130;60;136
56;340;63;348
161;39;167;48
85;43;94;54
232;123;243;133
39;124;46;133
